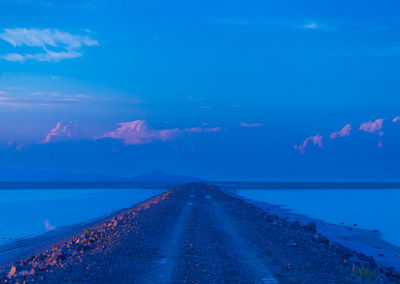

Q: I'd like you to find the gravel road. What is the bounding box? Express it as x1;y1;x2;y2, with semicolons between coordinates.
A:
1;183;398;283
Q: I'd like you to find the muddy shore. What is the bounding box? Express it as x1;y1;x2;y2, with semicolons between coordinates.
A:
1;183;399;283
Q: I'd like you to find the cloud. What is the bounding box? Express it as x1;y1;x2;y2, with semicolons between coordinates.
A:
294;134;324;154
42;121;79;143
0;91;91;107
1;53;26;62
359;118;384;136
98;120;221;145
303;23;319;29
4;50;83;62
330;124;352;140
185;126;222;133
301;22;327;30
210;17;329;31
0;28;99;62
2;0;104;9
296;116;397;152
208;17;250;27
0;96;85;107
239;123;263;127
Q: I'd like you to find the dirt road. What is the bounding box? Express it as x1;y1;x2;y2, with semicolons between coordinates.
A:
1;183;395;283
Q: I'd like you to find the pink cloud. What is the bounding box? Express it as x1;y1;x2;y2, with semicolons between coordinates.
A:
330;124;352;140
393;116;400;123
186;126;222;133
359;118;384;136
294;134;324;154
42;121;79;144
378;140;383;149
239;123;264;128
99;120;221;145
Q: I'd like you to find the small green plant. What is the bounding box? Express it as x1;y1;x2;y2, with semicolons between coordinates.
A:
353;265;376;280
83;229;89;235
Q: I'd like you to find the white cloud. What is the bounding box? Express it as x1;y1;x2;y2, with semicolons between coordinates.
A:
0;91;91;107
3;0;106;9
303;23;319;29
301;21;328;30
0;28;99;62
2;53;26;62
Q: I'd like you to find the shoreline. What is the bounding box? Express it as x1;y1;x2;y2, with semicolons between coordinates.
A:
0;190;173;269
223;188;400;273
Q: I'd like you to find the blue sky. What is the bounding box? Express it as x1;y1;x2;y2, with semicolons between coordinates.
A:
0;0;399;180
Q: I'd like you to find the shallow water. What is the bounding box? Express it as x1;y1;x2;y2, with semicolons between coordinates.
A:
0;188;165;245
237;189;400;247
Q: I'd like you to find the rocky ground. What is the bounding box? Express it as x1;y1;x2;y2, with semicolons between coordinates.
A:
1;183;399;283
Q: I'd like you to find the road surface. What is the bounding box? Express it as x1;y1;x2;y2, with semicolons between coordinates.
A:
1;183;393;283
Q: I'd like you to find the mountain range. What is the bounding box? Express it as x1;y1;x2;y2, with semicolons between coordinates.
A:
0;167;203;182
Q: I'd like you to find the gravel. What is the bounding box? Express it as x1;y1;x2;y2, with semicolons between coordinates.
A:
1;183;399;283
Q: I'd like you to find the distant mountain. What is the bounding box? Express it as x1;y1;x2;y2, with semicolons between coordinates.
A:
0;167;203;182
0;167;122;182
129;170;203;182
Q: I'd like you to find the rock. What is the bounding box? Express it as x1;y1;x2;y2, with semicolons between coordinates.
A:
304;222;317;232
19;268;35;276
319;237;330;245
7;266;16;278
60;246;71;256
58;252;67;261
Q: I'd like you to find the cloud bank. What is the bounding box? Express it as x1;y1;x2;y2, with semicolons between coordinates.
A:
0;28;99;62
99;120;221;145
296;116;400;153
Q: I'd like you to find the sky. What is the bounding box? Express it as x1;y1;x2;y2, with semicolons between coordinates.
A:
0;0;399;181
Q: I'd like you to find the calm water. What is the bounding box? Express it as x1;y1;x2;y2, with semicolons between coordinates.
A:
237;189;400;247
0;188;165;245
